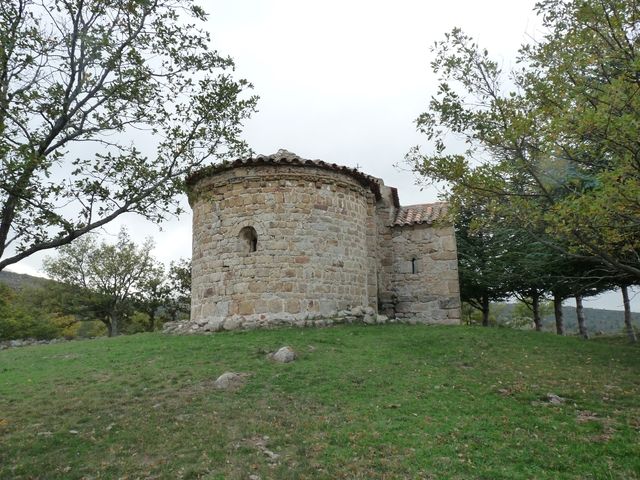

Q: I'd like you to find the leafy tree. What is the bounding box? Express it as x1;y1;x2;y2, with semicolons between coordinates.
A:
454;185;615;335
455;203;513;326
0;0;257;272
408;0;640;282
134;257;190;330
165;257;191;321
43;228;161;336
513;298;553;330
133;262;166;331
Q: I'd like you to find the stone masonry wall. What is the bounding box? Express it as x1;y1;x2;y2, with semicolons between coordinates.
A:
190;164;375;331
389;224;461;324
375;185;399;317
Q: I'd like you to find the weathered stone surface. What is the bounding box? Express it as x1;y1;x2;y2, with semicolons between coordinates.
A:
363;314;376;325
181;152;461;333
268;346;297;363
213;372;248;390
222;316;242;331
164;303;433;335
205;318;224;332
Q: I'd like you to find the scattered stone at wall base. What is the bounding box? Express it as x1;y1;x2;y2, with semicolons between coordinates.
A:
162;306;455;335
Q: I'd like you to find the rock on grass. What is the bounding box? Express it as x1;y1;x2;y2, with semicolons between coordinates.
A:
213;372;249;391
268;346;297;363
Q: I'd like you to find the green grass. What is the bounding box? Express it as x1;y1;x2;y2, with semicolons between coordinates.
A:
1;325;639;479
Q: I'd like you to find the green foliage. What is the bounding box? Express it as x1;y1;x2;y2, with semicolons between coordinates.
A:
456;205;509;307
0;0;258;272
122;311;152;335
461;301;510;326
512;299;554;329
75;319;107;338
0;326;638;478
43;228;164;336
134;257;191;331
409;0;640;281
0;283;69;340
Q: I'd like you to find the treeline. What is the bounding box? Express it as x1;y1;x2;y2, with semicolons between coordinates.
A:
462;302;640;335
0;229;190;341
407;0;639;342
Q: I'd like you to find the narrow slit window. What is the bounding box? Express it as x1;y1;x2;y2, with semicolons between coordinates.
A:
411;258;417;274
239;226;258;253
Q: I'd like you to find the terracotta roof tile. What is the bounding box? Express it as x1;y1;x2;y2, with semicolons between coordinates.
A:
186;149;382;199
393;202;449;226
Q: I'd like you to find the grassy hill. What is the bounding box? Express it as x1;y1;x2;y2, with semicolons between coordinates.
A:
1;325;638;479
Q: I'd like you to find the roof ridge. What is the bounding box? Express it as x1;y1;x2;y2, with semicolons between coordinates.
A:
400;201;447;208
186;152;383;200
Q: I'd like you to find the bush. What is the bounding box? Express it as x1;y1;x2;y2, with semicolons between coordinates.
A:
0;284;75;340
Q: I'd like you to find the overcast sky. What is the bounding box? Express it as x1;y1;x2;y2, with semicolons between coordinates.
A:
7;0;639;311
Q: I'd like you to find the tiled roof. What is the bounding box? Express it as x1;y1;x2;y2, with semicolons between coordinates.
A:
186;149;382;199
393;202;449;226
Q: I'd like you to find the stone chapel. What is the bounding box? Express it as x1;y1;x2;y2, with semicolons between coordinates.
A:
165;150;460;333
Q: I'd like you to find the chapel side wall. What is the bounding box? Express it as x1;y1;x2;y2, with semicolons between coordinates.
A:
365;196;379;312
390;223;461;324
374;186;398;316
191;164;374;329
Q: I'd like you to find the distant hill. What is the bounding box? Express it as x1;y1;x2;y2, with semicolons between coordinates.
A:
0;271;52;291
494;302;639;335
543;306;640;335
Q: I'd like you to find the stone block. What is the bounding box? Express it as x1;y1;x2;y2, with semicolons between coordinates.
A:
223;316;243;330
442;235;457;251
286;299;301;314
205;318;224;332
238;301;254;316
268;298;284;313
430;251;458;261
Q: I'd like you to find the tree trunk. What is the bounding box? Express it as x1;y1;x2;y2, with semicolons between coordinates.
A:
109;313;119;337
148;312;156;332
575;295;589;339
622;285;637;343
532;292;542;332
553;292;564;335
481;295;490;327
105;319;113;337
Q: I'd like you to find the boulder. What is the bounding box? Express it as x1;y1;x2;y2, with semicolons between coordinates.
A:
213;372;248;391
268;346;297;363
222;316;243;331
204;318;223;331
363;314;376;325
